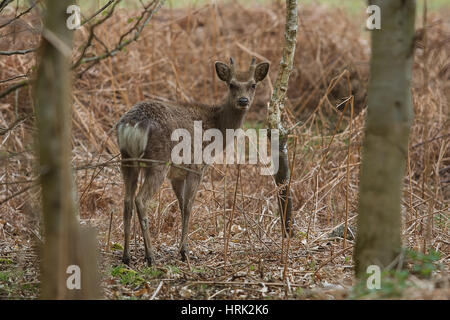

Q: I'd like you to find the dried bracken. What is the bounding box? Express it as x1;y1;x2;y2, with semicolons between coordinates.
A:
0;1;448;299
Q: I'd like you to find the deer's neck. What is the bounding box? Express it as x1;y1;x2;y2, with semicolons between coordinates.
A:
214;100;247;134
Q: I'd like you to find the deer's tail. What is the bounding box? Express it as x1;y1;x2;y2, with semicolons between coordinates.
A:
117;121;150;159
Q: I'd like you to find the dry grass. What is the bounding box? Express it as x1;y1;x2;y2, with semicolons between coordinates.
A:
0;2;448;299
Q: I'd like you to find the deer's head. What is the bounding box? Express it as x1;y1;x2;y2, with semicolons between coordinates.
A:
215;57;269;111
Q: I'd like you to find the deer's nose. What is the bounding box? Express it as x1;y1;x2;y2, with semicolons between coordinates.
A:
238;97;249;107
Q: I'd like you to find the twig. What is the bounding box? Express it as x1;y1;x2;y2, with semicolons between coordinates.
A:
0;0;38;29
150;281;163;300
0;48;37;55
189;280;304;288
223;165;240;272
80;0;116;27
0;0;13;14
343;76;354;249
0;74;28;84
75;0;166;78
282;136;298;281
105;211;114;252
0;182;39;206
314;245;353;275
0;80;30;99
411;133;450;149
75;157;202;175
0;116;29;136
71;0;122;70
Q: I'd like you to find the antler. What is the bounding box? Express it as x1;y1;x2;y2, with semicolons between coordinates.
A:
248;57;256;77
229;57;236;76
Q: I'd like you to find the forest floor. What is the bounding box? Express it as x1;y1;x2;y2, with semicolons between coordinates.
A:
0;1;449;299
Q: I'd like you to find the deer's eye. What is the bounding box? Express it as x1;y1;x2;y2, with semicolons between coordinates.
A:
229;83;236;90
251;83;257;89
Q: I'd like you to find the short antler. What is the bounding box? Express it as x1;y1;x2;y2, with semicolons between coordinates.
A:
229;57;235;76
249;57;256;77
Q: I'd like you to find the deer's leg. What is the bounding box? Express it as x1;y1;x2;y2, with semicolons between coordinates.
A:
135;165;168;266
171;178;185;213
171;179;186;258
172;173;201;261
120;160;139;265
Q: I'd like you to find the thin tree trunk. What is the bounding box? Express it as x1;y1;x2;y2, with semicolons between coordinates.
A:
35;1;99;299
268;0;298;237
354;0;416;276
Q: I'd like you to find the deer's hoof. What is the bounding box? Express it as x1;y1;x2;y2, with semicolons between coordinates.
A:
180;246;189;261
145;254;155;266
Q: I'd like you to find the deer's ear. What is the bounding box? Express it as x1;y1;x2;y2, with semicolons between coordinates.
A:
215;61;231;82
254;62;270;82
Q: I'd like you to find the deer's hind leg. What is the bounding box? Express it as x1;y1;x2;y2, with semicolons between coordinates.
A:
135;165;168;266
171;172;202;261
120;158;139;265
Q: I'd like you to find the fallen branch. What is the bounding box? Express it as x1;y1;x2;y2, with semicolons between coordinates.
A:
0;80;30;99
0;48;37;55
0;116;29;136
0;74;28;84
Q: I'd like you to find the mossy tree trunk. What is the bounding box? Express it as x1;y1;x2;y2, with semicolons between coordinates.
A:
354;0;416;276
267;0;298;237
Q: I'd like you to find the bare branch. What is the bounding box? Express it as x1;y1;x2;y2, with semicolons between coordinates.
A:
0;182;38;206
0;74;28;84
0;48;37;55
267;0;298;134
0;0;14;13
75;156;202;176
0;154;201;206
0;0;38;29
80;0;115;27
0;116;29;136
74;0;166;77
71;0;122;70
0;80;30;99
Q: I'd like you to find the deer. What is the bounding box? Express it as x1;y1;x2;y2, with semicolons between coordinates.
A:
116;57;269;266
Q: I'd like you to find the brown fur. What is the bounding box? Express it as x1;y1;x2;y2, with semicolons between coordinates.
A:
116;58;269;265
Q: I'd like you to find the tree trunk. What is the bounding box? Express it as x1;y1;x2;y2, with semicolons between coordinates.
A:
35;1;99;299
267;0;298;237
354;0;416;276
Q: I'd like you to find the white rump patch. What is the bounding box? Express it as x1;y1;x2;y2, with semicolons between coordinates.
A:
117;122;150;158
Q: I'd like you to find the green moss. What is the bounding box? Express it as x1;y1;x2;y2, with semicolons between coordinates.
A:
0;258;13;265
142;266;165;278
111;242;124;251
111;265;145;286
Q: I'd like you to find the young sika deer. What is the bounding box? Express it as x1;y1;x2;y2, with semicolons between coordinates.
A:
116;58;269;265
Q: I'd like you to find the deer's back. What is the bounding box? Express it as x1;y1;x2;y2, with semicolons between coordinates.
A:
116;100;218;167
